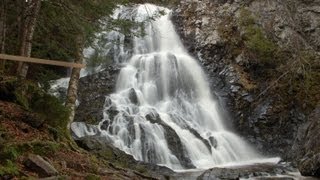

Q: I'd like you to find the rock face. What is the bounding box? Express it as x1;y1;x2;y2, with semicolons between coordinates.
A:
74;65;121;124
197;163;298;180
73;66;177;176
24;154;58;177
172;0;320;162
297;105;320;177
73;0;320;177
145;112;195;169
74;135;175;179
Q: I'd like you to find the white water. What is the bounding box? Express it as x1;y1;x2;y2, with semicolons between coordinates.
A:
85;4;278;170
47;4;282;171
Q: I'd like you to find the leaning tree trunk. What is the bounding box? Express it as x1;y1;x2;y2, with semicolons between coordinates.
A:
66;35;84;129
17;0;41;78
0;0;7;70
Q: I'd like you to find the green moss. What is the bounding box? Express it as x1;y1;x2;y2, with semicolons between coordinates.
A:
85;174;101;180
239;8;256;27
239;8;278;64
0;160;19;176
28;141;60;156
0;146;20;176
85;115;100;125
13;79;38;109
245;27;278;63
88;155;100;174
0;146;21;162
135;165;148;174
14;91;29;109
97;149;114;161
0;141;60;163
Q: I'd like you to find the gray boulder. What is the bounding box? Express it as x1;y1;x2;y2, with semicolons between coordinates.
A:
24;154;58;177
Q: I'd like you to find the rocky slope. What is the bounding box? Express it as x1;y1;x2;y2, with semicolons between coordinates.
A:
0;76;162;179
172;0;320;177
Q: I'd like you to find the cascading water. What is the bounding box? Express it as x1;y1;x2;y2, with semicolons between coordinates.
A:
72;4;278;170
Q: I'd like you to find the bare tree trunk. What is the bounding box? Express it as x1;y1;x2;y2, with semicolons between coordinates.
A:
66;35;84;129
0;0;7;70
17;0;41;78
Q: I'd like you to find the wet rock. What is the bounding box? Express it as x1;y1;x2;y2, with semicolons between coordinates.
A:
100;120;110;131
74;65;121;125
188;128;212;152
209;136;218;148
145;112;196;169
128;88;139;105
24;154;58;177
197;163;293;180
145;113;159;124
299;154;320;177
70;122;99;139
75;135;175;179
172;0;316;161
297;105;320;177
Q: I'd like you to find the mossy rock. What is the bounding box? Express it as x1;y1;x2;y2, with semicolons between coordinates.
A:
0;141;60;162
85;174;101;180
0;160;19;177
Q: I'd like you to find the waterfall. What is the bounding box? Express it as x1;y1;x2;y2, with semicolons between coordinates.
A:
73;4;278;170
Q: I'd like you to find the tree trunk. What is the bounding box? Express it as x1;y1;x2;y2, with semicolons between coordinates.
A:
65;35;84;129
0;0;7;70
17;0;41;78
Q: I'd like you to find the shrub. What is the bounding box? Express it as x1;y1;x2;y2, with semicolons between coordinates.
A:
31;92;70;131
245;27;278;63
239;8;278;64
0;160;19;176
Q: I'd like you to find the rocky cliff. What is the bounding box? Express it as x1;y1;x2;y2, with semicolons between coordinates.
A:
172;0;320;176
73;0;320;177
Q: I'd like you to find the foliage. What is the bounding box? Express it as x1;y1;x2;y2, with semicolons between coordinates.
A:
0;141;60;177
239;8;255;27
279;51;320;111
239;8;278;64
0;76;70;135
2;0;170;81
0;146;20;162
31;92;70;133
0;145;20;176
32;66;61;92
237;8;320;110
0;141;60;161
0;160;19;176
26;141;61;156
213;7;320;112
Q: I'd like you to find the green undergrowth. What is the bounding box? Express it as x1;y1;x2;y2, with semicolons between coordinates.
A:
0;160;19;176
239;8;279;65
0;76;70;137
0;140;61;177
85;174;101;180
0;141;61;160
